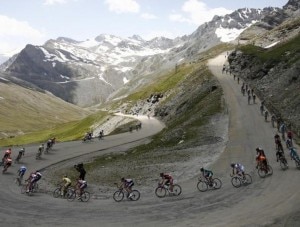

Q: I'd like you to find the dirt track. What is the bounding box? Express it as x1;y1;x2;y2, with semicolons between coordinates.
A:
1;53;299;227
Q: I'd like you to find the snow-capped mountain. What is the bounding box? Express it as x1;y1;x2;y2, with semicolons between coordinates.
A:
1;1;298;107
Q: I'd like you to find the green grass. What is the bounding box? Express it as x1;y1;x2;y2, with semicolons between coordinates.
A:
239;34;300;65
0;111;109;146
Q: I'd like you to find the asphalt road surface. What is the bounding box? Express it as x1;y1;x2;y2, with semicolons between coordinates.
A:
1;53;299;227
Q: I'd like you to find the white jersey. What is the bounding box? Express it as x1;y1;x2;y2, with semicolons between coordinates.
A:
234;163;244;172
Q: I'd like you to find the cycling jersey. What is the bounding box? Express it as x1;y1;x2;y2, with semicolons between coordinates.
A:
124;179;134;188
63;177;71;184
234;163;244;172
34;172;42;182
19;166;27;174
202;169;213;178
162;174;172;180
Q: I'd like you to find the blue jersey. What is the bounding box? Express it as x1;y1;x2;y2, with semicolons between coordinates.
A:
19;166;27;175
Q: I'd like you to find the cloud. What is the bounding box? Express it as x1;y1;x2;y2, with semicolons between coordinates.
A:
43;0;68;5
0;15;46;55
104;0;140;14
170;0;232;25
141;13;157;20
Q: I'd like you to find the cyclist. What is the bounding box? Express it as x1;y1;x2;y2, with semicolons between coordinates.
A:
37;144;44;158
248;95;251;104
27;170;42;193
274;134;284;153
26;172;36;192
2;157;12;173
230;163;245;179
289;147;300;162
159;172;174;193
256;147;268;172
286;138;293;149
76;178;87;199
264;110;269;121
17;166;27;185
46;139;52;151
276;147;287;166
121;177;134;198
2;148;12;165
271;115;276;128
200;167;213;186
16;148;25;163
61;175;72;196
260;104;264;115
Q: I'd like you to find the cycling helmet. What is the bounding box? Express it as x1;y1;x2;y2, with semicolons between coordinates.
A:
256;147;262;151
64;175;67;178
121;177;125;181
160;173;164;177
200;167;204;172
230;163;235;168
5;149;12;155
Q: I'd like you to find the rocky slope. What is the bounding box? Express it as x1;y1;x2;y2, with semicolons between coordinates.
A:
228;32;300;137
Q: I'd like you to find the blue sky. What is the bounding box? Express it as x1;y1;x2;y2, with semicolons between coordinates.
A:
0;0;288;56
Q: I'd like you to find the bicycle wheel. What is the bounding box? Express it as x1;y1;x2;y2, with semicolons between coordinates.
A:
231;177;241;188
21;185;27;194
258;168;267;178
267;165;273;175
81;191;90;202
279;158;288;170
212;178;222;189
243;174;252;185
130;190;140;201
65;188;74;199
67;190;76;201
173;184;182;196
33;183;39;192
53;188;61;198
197;181;208;192
113;190;124;202
155;187;166;198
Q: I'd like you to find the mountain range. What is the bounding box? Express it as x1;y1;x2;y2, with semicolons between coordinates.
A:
2;1;299;107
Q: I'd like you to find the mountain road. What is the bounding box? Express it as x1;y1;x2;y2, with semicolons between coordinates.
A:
0;53;299;227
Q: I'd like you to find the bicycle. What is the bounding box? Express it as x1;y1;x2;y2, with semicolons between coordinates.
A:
15;175;25;186
21;181;39;195
197;177;222;192
36;151;42;160
231;173;252;188
276;151;288;170
155;183;182;198
289;148;300;169
67;187;90;202
257;162;273;178
53;184;74;199
112;183;140;202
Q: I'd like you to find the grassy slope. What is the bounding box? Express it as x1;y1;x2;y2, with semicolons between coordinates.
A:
0;82;93;145
239;33;300;65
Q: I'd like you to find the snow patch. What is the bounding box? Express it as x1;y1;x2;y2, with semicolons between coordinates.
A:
0;77;9;82
123;77;129;84
264;41;280;49
216;21;257;42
